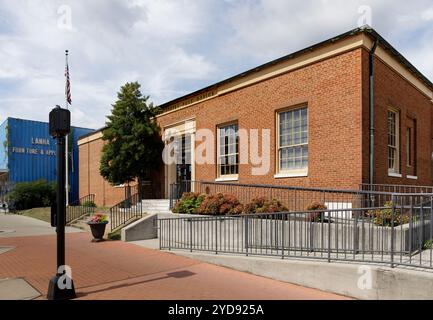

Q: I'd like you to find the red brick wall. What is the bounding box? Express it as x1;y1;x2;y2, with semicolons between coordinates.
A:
78;46;433;204
78;139;130;207
156;49;365;194
365;50;433;186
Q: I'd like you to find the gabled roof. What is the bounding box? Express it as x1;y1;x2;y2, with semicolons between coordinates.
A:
158;26;433;111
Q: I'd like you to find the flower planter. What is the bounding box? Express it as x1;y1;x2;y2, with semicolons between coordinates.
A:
87;221;108;242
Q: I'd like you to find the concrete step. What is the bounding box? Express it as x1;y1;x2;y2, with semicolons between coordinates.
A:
141;200;170;205
117;199;171;214
146;210;173;215
139;206;170;210
69;219;90;231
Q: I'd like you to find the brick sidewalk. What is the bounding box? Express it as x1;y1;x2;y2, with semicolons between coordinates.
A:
0;233;349;300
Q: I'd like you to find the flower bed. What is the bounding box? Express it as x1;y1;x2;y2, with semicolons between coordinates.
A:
366;201;410;226
172;192;288;215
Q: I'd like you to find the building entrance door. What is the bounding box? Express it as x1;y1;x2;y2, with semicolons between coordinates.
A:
176;134;192;194
164;120;196;199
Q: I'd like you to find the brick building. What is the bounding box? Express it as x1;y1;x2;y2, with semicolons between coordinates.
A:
78;27;433;207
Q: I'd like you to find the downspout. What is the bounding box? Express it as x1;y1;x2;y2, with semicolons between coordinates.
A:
369;38;378;186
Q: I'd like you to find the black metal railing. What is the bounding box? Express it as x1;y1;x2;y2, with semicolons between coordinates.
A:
66;194;96;224
0;181;14;205
360;183;433;194
169;180;395;211
160;193;433;270
109;192;143;231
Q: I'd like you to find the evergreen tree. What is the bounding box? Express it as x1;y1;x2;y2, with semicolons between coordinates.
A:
99;82;163;199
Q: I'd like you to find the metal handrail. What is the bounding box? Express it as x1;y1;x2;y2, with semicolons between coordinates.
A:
160;193;433;270
109;191;143;231
195;180;395;195
66;194;96;224
360;183;433;193
169;180;400;211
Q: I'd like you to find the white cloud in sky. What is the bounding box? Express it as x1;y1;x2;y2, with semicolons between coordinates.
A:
0;0;432;129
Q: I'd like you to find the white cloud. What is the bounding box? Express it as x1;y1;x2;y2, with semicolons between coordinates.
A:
0;0;432;129
421;7;433;21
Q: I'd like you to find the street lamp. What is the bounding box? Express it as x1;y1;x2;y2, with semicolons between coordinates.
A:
47;105;76;300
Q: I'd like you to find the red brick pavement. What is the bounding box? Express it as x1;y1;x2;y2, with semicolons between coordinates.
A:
0;233;349;300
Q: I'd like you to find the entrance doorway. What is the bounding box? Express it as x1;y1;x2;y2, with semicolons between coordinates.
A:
176;134;192;194
164;120;196;198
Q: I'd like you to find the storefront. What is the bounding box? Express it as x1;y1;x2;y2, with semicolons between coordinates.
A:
0;117;94;203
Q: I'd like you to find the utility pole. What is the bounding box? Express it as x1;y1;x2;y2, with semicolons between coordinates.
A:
47;105;76;300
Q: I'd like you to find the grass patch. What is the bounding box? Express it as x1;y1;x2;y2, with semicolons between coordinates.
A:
107;230;121;240
19;207;51;223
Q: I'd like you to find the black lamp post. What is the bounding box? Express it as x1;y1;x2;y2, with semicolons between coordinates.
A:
47;105;76;300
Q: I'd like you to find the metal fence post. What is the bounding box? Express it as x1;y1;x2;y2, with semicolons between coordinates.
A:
281;213;285;259
390;194;396;268
159;220;162;249
189;218;193;252
353;209;359;254
168;219;171;251
245;215;249;257
215;217;218;254
327;218;331;263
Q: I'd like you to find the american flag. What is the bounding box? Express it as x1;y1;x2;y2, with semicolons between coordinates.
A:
65;63;72;105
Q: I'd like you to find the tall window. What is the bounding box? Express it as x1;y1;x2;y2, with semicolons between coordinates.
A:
387;109;400;174
406;117;417;176
278;106;308;173
406;128;412;167
217;123;239;177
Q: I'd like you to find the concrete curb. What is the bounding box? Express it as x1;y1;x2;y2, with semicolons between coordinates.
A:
0;278;41;300
169;251;433;300
121;214;157;242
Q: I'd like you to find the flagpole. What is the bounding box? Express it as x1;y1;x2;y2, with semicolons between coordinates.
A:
65;50;69;206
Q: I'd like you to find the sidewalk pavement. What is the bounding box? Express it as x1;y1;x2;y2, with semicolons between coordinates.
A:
0;213;82;238
0;232;350;300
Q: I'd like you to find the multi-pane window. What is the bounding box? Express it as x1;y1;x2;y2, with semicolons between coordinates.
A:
406;117;417;176
406;128;412;167
278;106;308;172
387;109;400;173
218;123;239;177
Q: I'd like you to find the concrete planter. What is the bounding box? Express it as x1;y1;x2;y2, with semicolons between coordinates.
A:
159;215;433;256
87;221;108;242
248;218;433;255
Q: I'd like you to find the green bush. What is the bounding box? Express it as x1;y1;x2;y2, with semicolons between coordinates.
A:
367;201;409;227
172;192;205;214
174;193;291;216
8;179;56;210
423;239;433;250
108;230;121;240
196;193;243;215
305;202;328;222
82;200;96;208
242;197;288;214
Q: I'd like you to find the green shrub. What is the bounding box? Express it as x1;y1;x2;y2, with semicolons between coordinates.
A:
242;197;288;214
108;230;121;240
423;239;433;250
367;201;409;227
172;192;205;214
8;179;56;210
305;202;328;222
196;193;243;215
82;200;96;208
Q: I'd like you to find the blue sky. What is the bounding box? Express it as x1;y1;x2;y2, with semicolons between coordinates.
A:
0;0;432;129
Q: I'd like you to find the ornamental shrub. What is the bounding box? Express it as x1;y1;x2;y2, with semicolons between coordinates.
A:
305;202;328;222
8;179;56;210
172;192;205;214
242;197;288;214
89;213;108;223
196;193;243;215
82;200;97;208
367;201;409;227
